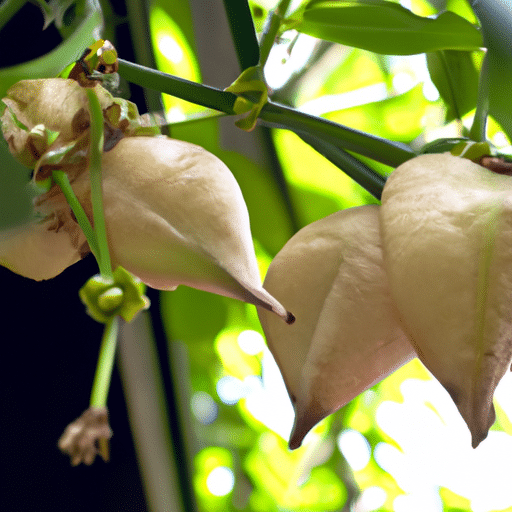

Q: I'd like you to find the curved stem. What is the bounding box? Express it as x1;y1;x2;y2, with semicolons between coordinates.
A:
89;316;119;407
299;132;386;199
259;0;293;67
86;88;113;279
52;170;100;257
260;102;415;167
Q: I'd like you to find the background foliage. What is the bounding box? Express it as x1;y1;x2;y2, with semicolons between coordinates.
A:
1;0;512;511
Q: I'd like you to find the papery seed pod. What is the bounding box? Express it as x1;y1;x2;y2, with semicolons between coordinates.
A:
65;136;292;322
380;153;512;447
0;207;88;280
258;205;414;448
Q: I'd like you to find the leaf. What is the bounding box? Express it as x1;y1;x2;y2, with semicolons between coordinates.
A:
325;84;432;143
258;205;414;448
468;0;512;141
0;4;102;97
380;153;512;447
426;50;480;122
294;0;483;55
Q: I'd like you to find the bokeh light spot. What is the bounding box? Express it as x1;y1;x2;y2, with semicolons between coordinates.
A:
217;376;246;405
206;466;235;496
355;486;387;512
158;35;183;64
337;429;371;471
238;330;266;355
191;391;218;424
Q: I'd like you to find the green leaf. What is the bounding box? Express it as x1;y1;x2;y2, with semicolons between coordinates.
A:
294;0;483;55
0;1;102;97
470;0;512;141
426;50;480;121
0;140;33;229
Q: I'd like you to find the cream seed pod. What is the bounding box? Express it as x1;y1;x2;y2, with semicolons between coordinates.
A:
380;153;512;447
0;79;293;323
74;136;293;320
258;205;414;449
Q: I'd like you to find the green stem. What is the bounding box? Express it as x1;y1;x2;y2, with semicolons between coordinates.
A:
52;170;100;257
469;53;489;142
259;0;293;67
117;60;415;166
86;88;113;279
89;316;119;407
223;0;260;69
299;133;386;199
260;102;415;167
0;0;27;32
117;59;238;114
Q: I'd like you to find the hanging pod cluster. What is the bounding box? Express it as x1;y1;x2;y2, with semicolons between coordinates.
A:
0;78;293;323
258;153;512;449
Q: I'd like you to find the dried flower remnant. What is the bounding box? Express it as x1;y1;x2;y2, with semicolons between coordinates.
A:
58;407;112;466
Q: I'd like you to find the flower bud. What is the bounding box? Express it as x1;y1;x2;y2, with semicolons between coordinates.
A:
258;205;414;448
380;153;512;447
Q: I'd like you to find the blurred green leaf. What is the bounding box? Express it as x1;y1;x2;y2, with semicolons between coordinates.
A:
272;129;375;228
471;0;512;141
292;0;483;55
439;487;472;510
320;49;387;98
245;432;347;511
0;140;33;229
160;287;228;345
0;0;102;96
149;3;204;117
426;50;480;121
325;84;434;142
446;0;478;24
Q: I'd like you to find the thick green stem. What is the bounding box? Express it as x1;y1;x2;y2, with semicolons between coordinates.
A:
86;88;113;279
299;133;386;200
117;60;414;167
260;102;415;167
89;316;119;407
118;59;238;114
223;0;260;69
52;170;100;257
259;0;293;66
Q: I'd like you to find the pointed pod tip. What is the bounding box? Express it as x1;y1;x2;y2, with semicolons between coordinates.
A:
285;311;296;325
288;418;307;450
288;436;303;450
288;399;326;450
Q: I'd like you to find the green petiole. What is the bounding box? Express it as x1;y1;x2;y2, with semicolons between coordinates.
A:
52;170;100;258
89;316;119;407
86;87;113;279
